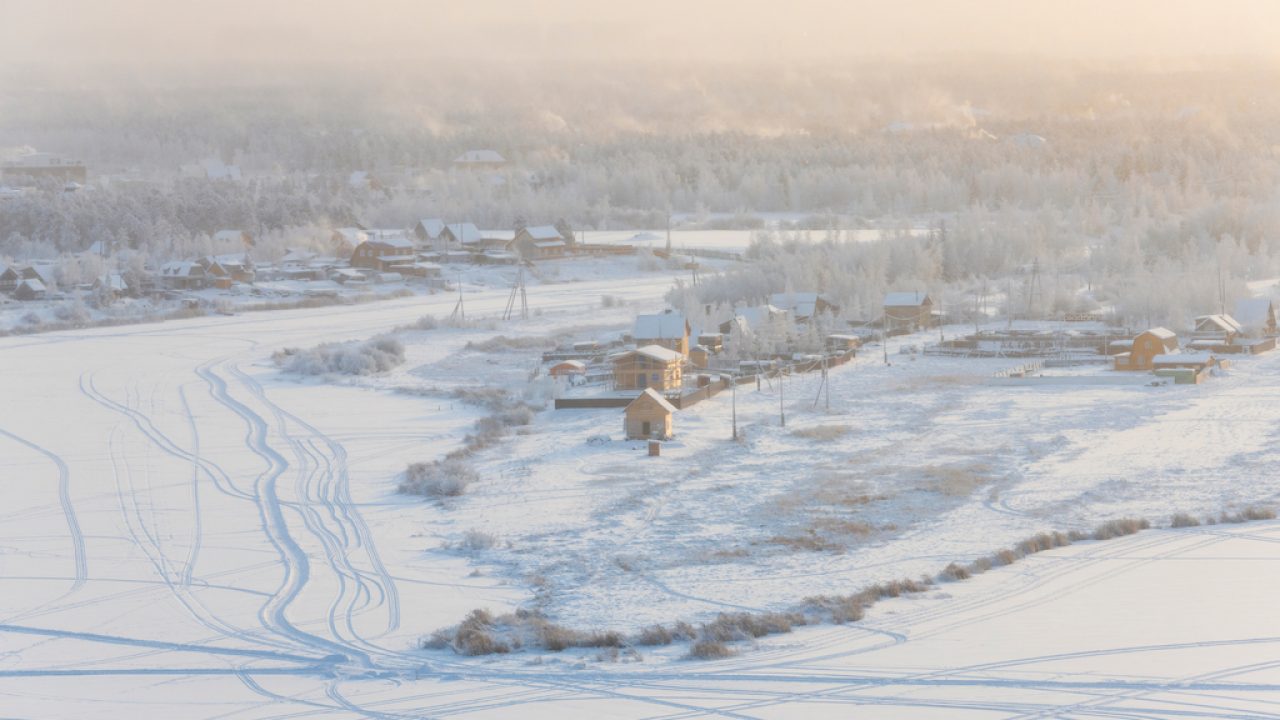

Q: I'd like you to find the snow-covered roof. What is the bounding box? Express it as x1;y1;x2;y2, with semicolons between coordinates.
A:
549;360;587;373
18;278;46;292
533;240;565;249
417;218;446;238
282;248;318;264
453;150;505;164
1234;298;1275;328
1144;327;1177;341
333;268;366;278
1194;314;1243;334
735;305;784;330
448;223;484;245
161;261;202;277
480;229;516;242
770;292;830;318
522;225;562;241
362;234;414;250
614;344;685;364
634;312;687;340
26;265;56;285
884;291;930;307
96;274;127;291
627;387;678;414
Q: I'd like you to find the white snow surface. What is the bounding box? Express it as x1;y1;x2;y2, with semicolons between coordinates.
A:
4;263;1280;717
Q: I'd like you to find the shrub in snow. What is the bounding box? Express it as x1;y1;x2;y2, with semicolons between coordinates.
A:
274;334;405;376
1220;506;1276;523
400;459;478;498
687;640;734;660
1091;518;1150;540
1170;513;1201;528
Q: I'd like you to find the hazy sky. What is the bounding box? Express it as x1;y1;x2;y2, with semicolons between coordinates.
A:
3;0;1278;70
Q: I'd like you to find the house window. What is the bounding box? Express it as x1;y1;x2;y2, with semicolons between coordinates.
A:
651;373;659;384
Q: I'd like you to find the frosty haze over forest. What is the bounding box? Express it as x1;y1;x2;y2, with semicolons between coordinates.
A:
5;1;1280;718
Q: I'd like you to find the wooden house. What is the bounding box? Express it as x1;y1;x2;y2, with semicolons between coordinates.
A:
350;234;415;269
13;278;46;301
1192;314;1243;344
332;227;368;255
510;226;567;260
442;222;484;248
634;310;690;355
688;345;711;369
883;291;933;332
623;388;676;440
826;334;861;352
612;345;684;391
0;263;21;293
770;292;839;322
1113;327;1178;370
93;273;128;298
415;218;447;245
159;261;207;289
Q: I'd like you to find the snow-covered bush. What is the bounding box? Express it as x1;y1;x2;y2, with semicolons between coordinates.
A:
400;459;478;498
274;334;405;376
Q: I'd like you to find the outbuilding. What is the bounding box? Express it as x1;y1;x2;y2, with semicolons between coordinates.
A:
623;388;676;440
1114;327;1178;371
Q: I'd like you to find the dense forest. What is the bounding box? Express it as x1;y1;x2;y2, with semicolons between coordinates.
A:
2;58;1278;325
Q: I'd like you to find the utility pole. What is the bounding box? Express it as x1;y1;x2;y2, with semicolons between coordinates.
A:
450;272;465;323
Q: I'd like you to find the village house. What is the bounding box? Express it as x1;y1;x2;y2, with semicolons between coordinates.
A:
13;278;46;301
883;291;934;332
510;225;567;260
1234;298;1277;337
442;222;484;248
1113;327;1178;371
0;263;21;293
93;273;129;298
2;152;88;184
350;233;415;270
332;227;368;255
623;387;676;440
826;334;861;352
770;292;839;322
634;310;691;355
22;265;56;289
611;344;685;391
414;218;447;245
159;261;208;290
719;304;786;337
688;345;711;369
1191;314;1243;344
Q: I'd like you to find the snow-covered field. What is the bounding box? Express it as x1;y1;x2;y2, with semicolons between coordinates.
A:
5;261;1280;718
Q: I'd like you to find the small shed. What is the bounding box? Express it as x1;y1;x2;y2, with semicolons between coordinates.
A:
549;360;587;378
1114;327;1178;371
624;388;676;440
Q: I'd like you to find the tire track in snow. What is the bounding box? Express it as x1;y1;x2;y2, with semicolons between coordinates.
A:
196;361;374;669
0;428;87;595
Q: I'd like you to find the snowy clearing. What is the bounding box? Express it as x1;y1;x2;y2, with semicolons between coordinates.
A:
4;267;1280;718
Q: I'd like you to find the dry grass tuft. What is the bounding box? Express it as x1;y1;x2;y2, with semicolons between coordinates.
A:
791;424;851;441
1092;518;1150;540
